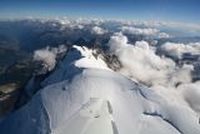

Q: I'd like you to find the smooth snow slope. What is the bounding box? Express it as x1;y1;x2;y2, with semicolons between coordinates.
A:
0;45;200;134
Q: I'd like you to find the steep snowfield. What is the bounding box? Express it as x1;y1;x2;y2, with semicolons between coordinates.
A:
0;45;200;134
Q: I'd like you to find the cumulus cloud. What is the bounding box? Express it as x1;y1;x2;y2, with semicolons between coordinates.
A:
158;32;171;38
33;45;67;71
179;81;200;114
170;64;193;86
91;26;107;35
108;32;177;86
121;26;159;36
107;33;195;87
34;47;56;71
160;42;200;59
121;26;171;38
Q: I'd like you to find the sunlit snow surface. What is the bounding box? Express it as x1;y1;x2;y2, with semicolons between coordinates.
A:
0;45;200;134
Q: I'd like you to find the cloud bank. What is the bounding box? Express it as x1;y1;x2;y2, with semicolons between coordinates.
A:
121;26;171;38
108;33;194;87
160;42;200;59
91;26;107;35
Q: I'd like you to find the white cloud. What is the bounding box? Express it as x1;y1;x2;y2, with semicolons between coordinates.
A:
121;26;159;36
91;26;107;35
108;32;128;52
33;45;67;71
108;32;177;86
34;47;57;71
158;32;171;38
179;81;200;114
121;26;170;38
160;42;200;59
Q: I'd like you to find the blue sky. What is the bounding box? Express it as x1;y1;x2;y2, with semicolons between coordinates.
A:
0;0;199;23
